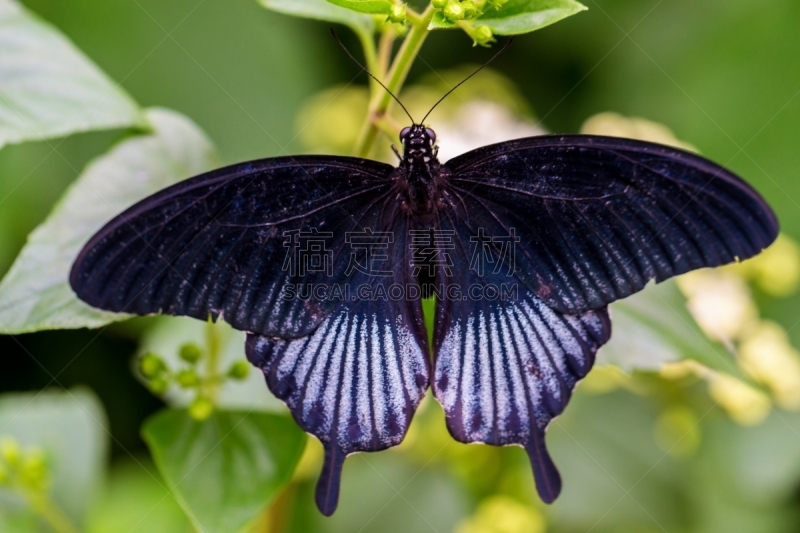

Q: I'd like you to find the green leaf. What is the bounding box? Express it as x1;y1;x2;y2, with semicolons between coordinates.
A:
142;409;306;533
137;317;283;411
599;280;735;373
326;0;392;14
257;0;375;39
430;0;587;35
0;388;108;529
428;11;457;30
0;108;217;334
0;0;143;149
86;460;192;533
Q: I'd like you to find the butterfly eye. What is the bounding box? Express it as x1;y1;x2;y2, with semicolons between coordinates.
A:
400;127;411;141
425;128;436;143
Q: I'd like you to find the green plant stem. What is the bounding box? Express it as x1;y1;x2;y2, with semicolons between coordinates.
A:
29;492;79;533
205;320;221;402
356;30;380;94
377;26;395;79
353;6;435;158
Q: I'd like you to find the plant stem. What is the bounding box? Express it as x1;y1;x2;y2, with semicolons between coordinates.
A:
205;319;221;402
29;492;79;533
353;6;435;158
377;27;395;79
356;30;380;94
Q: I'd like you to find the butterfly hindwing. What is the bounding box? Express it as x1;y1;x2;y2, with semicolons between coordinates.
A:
444;134;779;314
246;213;429;515
70;156;395;337
431;210;611;502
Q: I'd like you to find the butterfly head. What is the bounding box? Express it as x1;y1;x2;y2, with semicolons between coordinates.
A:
400;124;437;163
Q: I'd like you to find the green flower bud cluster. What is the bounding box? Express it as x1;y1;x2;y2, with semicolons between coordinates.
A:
387;3;406;24
432;0;496;46
137;342;251;421
436;0;486;22
0;437;50;493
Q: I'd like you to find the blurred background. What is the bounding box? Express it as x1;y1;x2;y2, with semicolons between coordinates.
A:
1;0;800;532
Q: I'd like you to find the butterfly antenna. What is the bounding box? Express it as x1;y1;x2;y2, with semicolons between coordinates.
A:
420;38;514;124
330;29;416;124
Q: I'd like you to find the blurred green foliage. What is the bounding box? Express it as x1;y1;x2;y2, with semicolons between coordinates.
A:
2;0;800;532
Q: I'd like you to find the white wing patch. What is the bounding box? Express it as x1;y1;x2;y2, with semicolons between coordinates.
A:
433;291;610;503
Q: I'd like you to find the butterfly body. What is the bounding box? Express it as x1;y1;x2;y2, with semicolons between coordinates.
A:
395;124;444;218
70;125;778;516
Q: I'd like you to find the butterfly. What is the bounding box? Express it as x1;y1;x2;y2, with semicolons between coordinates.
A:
69;114;778;514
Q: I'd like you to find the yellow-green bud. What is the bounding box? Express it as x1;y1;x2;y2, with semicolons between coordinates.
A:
176;369;201;388
488;0;507;8
0;437;21;467
179;343;203;364
139;352;166;378
228;360;251;380
471;25;495;46
20;448;48;490
387;4;406;24
432;0;448;8
189;396;214;421
149;377;170;395
443;1;465;22
462;0;478;18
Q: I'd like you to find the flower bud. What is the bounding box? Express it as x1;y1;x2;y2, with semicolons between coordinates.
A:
488;0;508;8
20;448;48;490
227;360;251;380
0;437;21;467
461;0;478;19
387;4;406;24
471;25;495;46
176;369;201;388
432;0;448;8
179;343;203;364
443;1;465;22
139;352;166;378
189;396;214;421
149;377;170;395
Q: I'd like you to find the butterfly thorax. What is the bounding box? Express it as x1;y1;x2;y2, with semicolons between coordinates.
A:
396;124;442;218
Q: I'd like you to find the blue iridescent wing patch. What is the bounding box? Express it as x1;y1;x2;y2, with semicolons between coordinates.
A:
246;214;428;515
431;210;610;503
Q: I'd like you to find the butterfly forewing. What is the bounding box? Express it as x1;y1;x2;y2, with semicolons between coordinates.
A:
444;135;779;314
70;156;395;338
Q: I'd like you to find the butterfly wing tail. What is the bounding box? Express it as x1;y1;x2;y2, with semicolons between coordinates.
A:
316;444;345;516
246;297;428;515
526;429;562;504
433;290;610;504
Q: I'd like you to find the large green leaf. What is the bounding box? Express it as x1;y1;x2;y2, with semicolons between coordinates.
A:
326;0;392;14
598;280;735;374
430;0;587;35
142;409;306;533
86;460;191;533
0;388;108;529
0;108;217;334
0;0;143;148
258;0;375;39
